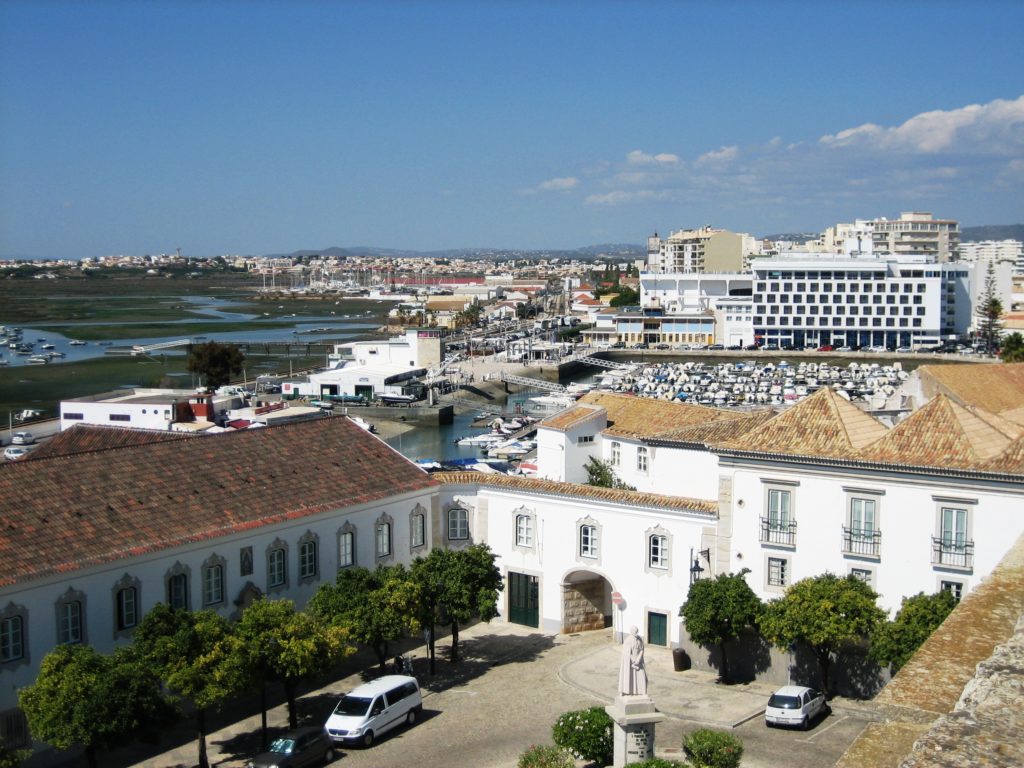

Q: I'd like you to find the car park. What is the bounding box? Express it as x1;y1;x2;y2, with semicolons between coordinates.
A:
4;446;31;461
764;685;828;730
325;675;422;748
247;726;335;768
11;431;35;445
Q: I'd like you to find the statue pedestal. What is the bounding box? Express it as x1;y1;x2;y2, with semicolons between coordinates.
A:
605;695;665;767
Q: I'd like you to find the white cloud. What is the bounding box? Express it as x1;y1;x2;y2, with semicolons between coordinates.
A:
538;176;579;191
626;150;680;166
584;189;673;206
696;145;739;164
819;95;1024;154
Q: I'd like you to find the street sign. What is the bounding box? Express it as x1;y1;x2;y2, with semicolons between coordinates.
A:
611;591;623;605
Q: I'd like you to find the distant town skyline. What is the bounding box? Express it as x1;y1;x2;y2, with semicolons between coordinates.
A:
1;1;1022;260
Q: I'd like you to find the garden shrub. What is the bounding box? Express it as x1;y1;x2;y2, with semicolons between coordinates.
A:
682;728;743;768
517;744;575;768
630;759;686;768
552;706;614;765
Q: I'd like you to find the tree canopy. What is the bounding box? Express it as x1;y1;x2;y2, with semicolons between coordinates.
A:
186;340;245;392
132;604;243;768
307;565;419;670
680;569;763;683
234;598;351;730
412;544;503;664
583;456;635;490
869;590;957;674
999;331;1024;363
19;644;175;768
758;573;886;696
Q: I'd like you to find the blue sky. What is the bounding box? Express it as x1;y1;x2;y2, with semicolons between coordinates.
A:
1;1;1022;259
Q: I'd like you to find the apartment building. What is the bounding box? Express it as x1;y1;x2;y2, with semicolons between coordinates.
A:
870;211;960;263
752;256;971;349
646;227;758;274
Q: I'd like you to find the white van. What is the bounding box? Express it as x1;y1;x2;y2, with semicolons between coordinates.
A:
325;675;422;747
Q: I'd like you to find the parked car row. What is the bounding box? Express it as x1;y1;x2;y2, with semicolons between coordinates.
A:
247;675;423;768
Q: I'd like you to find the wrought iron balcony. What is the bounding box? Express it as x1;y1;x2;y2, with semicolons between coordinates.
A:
842;527;881;558
932;537;974;569
760;517;797;547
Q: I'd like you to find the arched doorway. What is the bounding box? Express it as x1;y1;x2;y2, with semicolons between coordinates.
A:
562;570;613;634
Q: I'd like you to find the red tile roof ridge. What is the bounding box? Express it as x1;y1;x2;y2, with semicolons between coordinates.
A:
432;471;717;514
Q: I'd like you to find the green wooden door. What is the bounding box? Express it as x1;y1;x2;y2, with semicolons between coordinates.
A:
508;572;539;627
647;611;667;646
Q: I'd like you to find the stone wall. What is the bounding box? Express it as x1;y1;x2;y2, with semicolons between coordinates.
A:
563;578;609;634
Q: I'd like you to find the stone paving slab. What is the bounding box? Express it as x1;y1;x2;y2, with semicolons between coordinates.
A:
560;642;776;728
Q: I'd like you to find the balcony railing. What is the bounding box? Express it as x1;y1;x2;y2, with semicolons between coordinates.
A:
932;537;974;569
842;527;881;557
760;517;797;547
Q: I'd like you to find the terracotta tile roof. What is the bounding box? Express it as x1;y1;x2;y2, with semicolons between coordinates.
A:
720;387;889;458
574;391;741;439
855;395;1023;470
656;410;777;446
27;425;195;460
983;434;1024;474
539;404;606;432
433;472;717;515
0;417;437;588
919;363;1024;418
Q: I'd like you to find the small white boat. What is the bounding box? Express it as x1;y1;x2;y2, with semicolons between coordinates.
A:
26;356;49;365
69;340;87;346
457;432;506;447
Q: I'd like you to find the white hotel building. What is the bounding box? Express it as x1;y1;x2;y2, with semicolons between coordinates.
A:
751;256;972;350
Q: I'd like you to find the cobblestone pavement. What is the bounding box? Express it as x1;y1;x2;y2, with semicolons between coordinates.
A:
101;621;876;768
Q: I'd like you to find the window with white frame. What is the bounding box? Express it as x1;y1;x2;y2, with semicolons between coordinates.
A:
117;586;138;629
57;597;83;645
410;505;426;550
940;579;964;601
1;615;24;664
376;521;392;558
338;523;356;568
610;441;621;466
767;556;789;588
298;533;319;581
516;514;534;548
268;546;287;588
202;564;224;606
934;500;974;569
761;481;797;546
844;489;882;557
648;534;668;569
166;564;190;610
448;507;469;540
580;524;598;559
850;567;873;586
637;446;649;473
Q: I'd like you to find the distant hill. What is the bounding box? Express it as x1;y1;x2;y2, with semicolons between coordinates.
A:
962;225;1024;242
760;232;820;243
264;244;646;261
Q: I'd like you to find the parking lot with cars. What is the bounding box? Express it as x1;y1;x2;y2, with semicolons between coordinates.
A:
120;623;877;768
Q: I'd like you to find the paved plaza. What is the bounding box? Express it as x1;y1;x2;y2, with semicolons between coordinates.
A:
92;621;878;768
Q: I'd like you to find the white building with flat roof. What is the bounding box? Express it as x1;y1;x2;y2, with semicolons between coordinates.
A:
752;256;971;349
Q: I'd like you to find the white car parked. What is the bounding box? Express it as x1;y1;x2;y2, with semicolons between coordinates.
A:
764;685;828;730
11;431;35;445
4;446;31;461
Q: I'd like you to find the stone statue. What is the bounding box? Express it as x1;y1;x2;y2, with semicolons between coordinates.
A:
618;625;648;696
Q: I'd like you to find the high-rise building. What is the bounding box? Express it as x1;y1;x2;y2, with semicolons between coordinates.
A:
960;239;1024;276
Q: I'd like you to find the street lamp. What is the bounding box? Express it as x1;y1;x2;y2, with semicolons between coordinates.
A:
689;548;710;584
